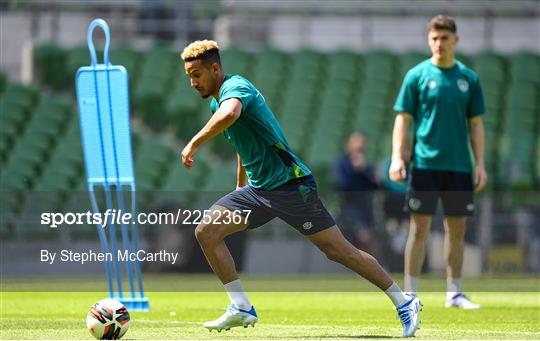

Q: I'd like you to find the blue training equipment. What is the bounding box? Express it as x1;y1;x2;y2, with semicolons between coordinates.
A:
76;18;149;311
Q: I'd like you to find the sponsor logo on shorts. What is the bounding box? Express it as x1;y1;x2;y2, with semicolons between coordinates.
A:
457;79;469;92
302;222;313;230
409;198;421;211
466;203;474;211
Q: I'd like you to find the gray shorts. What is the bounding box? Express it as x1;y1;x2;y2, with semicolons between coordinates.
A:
215;175;336;235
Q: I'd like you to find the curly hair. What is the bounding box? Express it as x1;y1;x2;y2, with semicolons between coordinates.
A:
181;40;221;65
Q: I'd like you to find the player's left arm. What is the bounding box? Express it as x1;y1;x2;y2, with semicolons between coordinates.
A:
468;115;487;192
181;98;242;169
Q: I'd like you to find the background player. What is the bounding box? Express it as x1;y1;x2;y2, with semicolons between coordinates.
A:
180;40;421;337
390;15;486;309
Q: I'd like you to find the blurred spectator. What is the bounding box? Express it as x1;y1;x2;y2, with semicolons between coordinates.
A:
334;132;380;257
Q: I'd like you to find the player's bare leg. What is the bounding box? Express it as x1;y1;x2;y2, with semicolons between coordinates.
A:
404;213;432;293
444;216;480;309
194;205;248;284
194;205;258;331
444;216;466;279
306;225;422;337
306;226;393;290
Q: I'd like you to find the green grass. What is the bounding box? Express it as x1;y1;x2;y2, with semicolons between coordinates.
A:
1;276;539;339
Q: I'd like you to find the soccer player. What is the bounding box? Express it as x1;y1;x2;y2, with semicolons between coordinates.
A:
390;15;486;309
180;40;421;337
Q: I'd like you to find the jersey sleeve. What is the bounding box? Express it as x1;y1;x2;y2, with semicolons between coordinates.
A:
393;70;418;116
218;78;255;113
467;74;485;117
209;98;219;114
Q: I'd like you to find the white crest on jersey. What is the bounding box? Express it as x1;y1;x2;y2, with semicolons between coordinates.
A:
302;222;313;230
457;79;469;92
409;198;422;211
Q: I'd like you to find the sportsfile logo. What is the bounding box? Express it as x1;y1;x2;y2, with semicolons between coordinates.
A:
41;210;134;228
40;209;252;228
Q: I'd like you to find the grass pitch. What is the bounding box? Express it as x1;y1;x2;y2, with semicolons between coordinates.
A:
1;276;539;340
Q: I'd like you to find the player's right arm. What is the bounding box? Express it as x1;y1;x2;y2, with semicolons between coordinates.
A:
181;98;242;169
236;154;247;189
390;113;413;182
390;68;418;182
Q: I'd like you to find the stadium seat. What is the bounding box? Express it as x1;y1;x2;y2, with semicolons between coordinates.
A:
253;48;288;79
506;84;538;113
364;50;397;83
456;53;473;68
327;50;360;82
134;47;178;130
252;48;288;112
110;46;141;83
66;46;93;85
199;161;236;194
157;153;210;207
164;70;209;139
0;115;18;139
33;119;83;192
474;51;506;84
33;43;69;90
499;79;539;190
221;47;255;79
0;99;28;129
510;51;540;84
399;51;429;77
289;49;325;81
134;137;176;209
0;69;6;94
2;83;38;112
0;95;71;194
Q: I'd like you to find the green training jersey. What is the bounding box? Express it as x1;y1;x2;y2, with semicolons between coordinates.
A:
393;59;485;173
210;74;311;190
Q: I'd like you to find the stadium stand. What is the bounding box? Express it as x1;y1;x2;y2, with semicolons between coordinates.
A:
499;52;540;189
251;48;289;114
1;46;539;240
472;51;508;188
279;49;325;158
133;47;177;131
33;44;69;90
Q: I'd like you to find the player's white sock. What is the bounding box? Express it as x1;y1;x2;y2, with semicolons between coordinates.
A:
224;279;252;310
446;277;463;300
385;282;410;307
404;275;419;294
